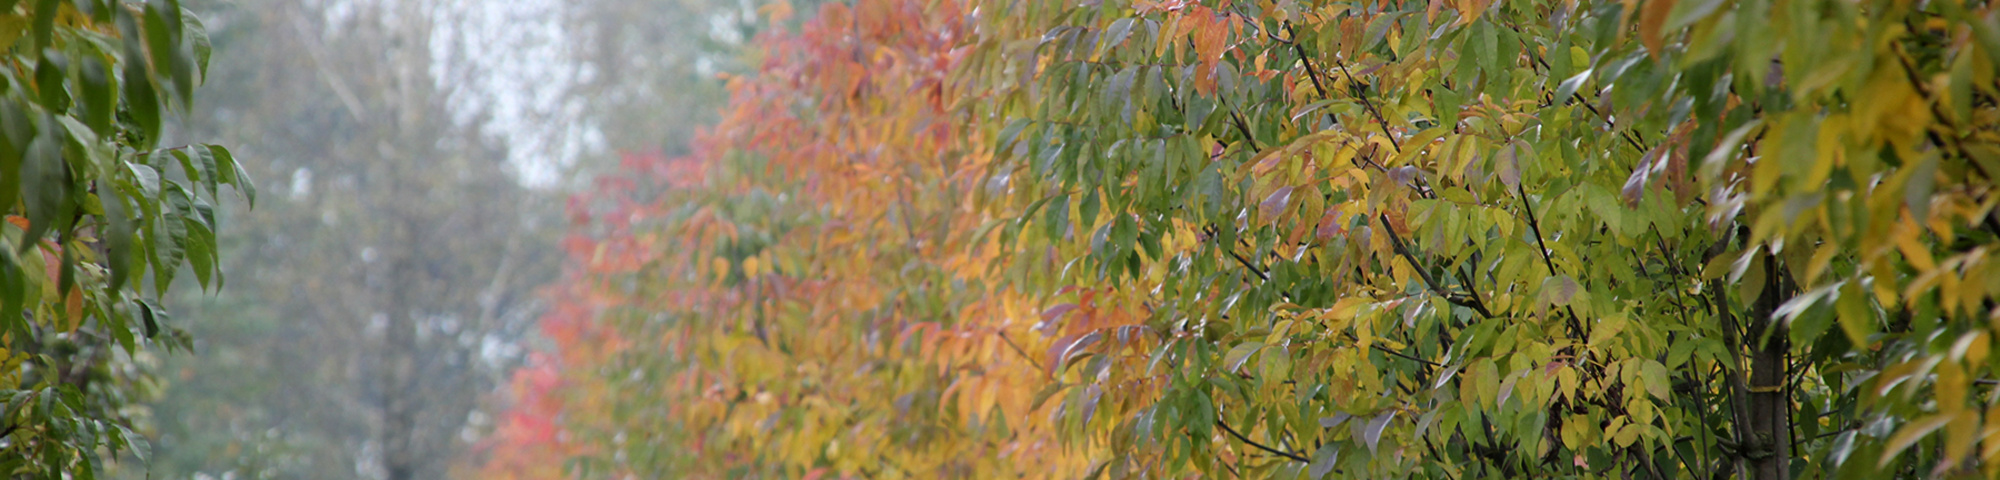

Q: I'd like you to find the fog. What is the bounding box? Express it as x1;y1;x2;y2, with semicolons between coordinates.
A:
112;0;748;478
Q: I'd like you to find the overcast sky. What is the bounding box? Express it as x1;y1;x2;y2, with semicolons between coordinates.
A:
430;0;600;187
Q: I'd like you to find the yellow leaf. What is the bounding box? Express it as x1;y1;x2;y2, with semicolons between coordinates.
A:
1454;0;1491;26
1614;420;1642;447
1805;243;1840;284
1893;217;1936;272
1982;405;2000;463
1948;410;1981;463
1937;362;1969;414
1883;414;1954;467
1738;253;1768;305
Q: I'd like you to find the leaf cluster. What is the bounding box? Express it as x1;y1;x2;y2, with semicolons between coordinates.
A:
497;0;2000;478
0;1;247;477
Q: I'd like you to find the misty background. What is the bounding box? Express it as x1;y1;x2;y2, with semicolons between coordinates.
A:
113;0;765;478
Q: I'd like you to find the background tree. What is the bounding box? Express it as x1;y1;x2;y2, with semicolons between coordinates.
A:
559;0;784;159
118;0;559;479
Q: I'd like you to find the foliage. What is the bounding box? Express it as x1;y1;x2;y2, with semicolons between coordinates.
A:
496;0;2000;478
476;2;1096;474
0;0;247;476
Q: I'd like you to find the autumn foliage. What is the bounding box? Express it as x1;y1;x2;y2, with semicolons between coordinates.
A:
475;0;1095;476
484;0;2000;478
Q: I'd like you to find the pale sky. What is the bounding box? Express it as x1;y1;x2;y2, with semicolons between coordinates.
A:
429;0;602;187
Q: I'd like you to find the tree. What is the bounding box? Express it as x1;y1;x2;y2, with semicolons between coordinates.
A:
558;0;743;157
478;0;1098;476
120;1;559;479
0;0;249;477
503;0;2000;478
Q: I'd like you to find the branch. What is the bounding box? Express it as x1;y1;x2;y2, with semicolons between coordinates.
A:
1216;419;1310;463
1510;21;1648;154
1514;183;1589;339
1284;22;1331;101
1378;213;1495;318
1371;343;1443;368
997;331;1048;376
288;12;368;123
1226;248;1271;282
1229;108;1263;151
1514;183;1562;278
1329;56;1401;155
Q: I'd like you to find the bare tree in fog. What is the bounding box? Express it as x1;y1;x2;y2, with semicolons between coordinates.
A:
129;0;558;478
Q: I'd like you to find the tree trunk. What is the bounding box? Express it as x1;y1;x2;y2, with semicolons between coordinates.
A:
380;220;419;480
1745;255;1791;480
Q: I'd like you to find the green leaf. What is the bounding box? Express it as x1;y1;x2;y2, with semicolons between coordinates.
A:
193;145;220;199
181;7;212;81
19;131;66;253
1639;360;1670;399
0;101;25;214
1356;410;1395;456
1904;153;1938;220
1836;281;1875;344
100;183;133;292
137;299;160;338
1043;193;1069;241
29;0;57;50
1223;341;1262;373
171;149;201;184
77;56;115;136
120;53;161;146
1554;69;1592;104
1664;0;1726;32
209;144;253;206
34;49;69;112
1308;443;1339;478
1495;142;1520;188
1101;18;1135;54
142;5;195;107
183;206;214;290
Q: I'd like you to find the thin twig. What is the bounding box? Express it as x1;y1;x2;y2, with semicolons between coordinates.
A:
1226;248;1270;282
1329;56;1401;155
1515;182;1588;340
1216;419;1310;463
1371;343;1444;368
1229;108;1262;151
1379;213;1495;318
997;331;1047;375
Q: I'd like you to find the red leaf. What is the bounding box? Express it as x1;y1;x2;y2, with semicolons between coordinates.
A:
1037;303;1079;335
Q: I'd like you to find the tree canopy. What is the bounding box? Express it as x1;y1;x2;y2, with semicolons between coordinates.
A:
489;0;2000;478
0;0;248;477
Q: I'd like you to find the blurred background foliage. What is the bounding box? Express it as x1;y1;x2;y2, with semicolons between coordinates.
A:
97;0;764;478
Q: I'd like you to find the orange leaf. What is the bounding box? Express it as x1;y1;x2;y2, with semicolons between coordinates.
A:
1638;0;1676;59
64;287;83;332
